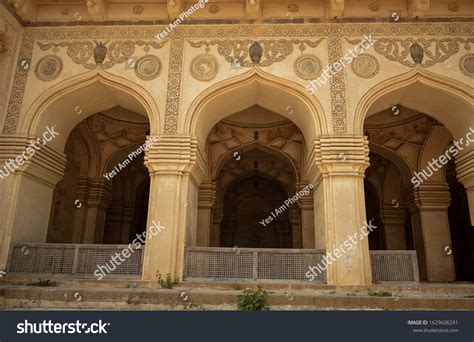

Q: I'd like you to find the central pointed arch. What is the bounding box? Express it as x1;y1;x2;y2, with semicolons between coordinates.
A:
184;68;329;152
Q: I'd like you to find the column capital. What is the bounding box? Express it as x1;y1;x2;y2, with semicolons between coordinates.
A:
0;135;66;187
404;182;451;211
307;135;369;180
198;180;216;209
456;148;474;189
145;135;207;184
381;204;408;225
296;182;314;209
77;177;113;207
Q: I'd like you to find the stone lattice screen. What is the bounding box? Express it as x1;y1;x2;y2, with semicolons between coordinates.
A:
7;244;418;282
7;243;143;277
184;247;327;283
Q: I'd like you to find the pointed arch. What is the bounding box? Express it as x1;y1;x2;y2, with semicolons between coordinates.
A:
20;69;160;152
184;68;329;152
354;68;473;139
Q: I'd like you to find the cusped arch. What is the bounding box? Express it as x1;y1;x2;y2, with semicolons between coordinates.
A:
211;142;301;185
355;68;473;139
20;69;160;152
184;68;329;152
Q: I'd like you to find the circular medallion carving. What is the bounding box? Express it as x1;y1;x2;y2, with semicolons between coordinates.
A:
133;5;144;15
209;4;220;13
351;53;379;79
293;54;322;80
288;4;299;13
368;2;380;11
448;2;460;12
459;54;474;78
34;55;62;81
190;54;219;81
134;55;161;80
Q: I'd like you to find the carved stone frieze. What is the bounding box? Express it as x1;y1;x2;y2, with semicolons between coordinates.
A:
346;37;474;68
187;39;324;68
36;39;168;70
2;23;472;135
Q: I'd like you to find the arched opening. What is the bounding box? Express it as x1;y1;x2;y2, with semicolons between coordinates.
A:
2;70;159;258
362;96;473;282
447;160;474;281
187;71;328;254
46;110;151;245
208;106;305;249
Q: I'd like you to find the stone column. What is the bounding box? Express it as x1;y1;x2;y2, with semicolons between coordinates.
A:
141;135;202;280
310;135;372;286
210;204;223;247
0;135;65;270
381;204;407;250
119;201;134;243
80;178;113;243
196;181;216;246
456;148;474;225
404;183;455;281
298;182;315;248
289;206;302;248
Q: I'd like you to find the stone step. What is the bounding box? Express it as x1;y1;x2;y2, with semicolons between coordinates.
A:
1;275;474;296
1;283;473;310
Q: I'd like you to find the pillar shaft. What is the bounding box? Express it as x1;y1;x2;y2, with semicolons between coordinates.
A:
311;135;372;286
141;135;202;280
77;178;113;243
298;182;315;248
196;181;216;247
381;204;407;250
456;149;474;225
0;135;65;270
405;183;455;281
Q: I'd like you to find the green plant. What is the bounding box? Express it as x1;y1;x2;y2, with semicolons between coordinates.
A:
126;296;141;305
368;290;392;297
156;271;178;289
28;278;56;287
237;286;269;311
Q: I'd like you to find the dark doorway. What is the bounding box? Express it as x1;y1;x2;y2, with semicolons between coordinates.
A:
220;174;292;248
